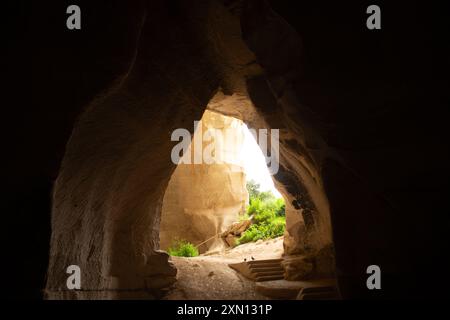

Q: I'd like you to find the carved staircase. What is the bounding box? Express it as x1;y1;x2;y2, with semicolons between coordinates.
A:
228;258;285;282
229;258;340;299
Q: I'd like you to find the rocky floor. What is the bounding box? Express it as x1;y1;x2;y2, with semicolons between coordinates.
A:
163;237;283;300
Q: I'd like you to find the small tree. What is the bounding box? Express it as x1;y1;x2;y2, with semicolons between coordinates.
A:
246;180;261;200
239;179;286;244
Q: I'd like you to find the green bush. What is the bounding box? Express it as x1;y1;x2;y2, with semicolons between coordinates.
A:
253;206;275;224
237;180;286;245
237;217;286;245
167;239;199;257
274;198;286;216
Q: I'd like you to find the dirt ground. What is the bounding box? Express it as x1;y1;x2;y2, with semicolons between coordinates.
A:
163;237;283;300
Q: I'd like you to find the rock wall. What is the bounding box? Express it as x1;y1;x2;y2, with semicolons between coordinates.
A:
43;0;335;299
159;110;248;253
18;0;447;300
44;1;224;299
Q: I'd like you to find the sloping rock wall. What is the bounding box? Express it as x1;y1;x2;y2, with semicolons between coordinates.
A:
160;110;248;253
33;0;449;300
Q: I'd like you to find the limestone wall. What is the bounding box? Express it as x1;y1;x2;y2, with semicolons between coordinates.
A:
159;110;248;253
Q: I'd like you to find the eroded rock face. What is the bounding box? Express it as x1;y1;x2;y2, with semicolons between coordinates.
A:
159;110;248;253
281;244;336;281
282;255;314;281
45;1;225;299
37;0;449;300
44;0;335;299
221;219;253;248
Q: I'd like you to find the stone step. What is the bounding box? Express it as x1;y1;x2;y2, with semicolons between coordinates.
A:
297;284;339;300
253;270;284;277
255;280;306;299
255;279;338;299
301;286;336;294
255;274;285;282
248;259;283;265
249;263;282;269
228;259;285;282
298;291;339;300
250;266;284;273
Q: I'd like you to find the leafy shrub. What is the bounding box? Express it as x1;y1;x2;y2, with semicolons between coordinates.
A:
237;218;286;244
253;206;276;224
237;180;286;245
269;217;286;236
274;198;286;216
167;239;199;257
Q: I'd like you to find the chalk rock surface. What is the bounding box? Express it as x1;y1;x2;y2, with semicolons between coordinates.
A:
160;110;248;253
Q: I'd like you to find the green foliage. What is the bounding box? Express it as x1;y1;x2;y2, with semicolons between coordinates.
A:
237;217;285;245
167;239;199;257
274;198;286;216
239;212;251;222
237;180;286;245
246;180;261;200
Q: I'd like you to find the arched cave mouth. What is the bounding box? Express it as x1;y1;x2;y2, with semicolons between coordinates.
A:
154;98;336;299
158;109;298;299
45;1;338;299
46;88;337;299
15;0;445;301
159;109;286;256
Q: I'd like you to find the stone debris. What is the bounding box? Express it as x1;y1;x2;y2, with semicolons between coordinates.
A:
220;217;253;247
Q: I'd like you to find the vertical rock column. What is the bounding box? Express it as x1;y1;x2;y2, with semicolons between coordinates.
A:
160;110;248;254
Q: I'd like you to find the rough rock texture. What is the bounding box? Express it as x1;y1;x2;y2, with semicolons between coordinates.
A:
255;279;336;300
165;256;268;300
45;1;225;299
159;110;248;253
10;0;448;299
282;255;314;281
165;237;283;300
221;219;252;248
281;244;336;281
255;280;304;299
41;0;369;298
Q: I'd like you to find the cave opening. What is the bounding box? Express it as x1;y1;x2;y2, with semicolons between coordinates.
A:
160;109;285;255
45;84;338;299
158;109;288;299
45;2;339;300
28;0;443;301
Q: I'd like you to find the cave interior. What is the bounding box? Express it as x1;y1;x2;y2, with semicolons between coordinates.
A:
4;0;450;300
